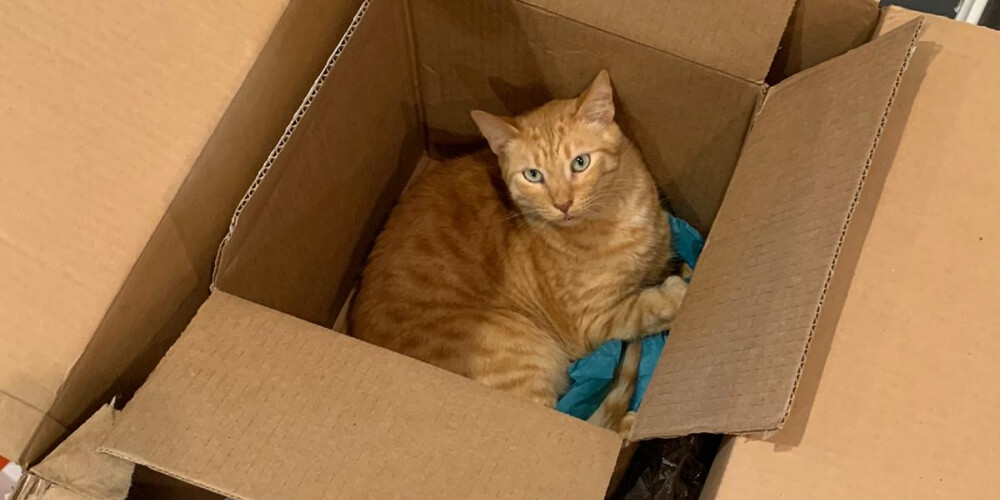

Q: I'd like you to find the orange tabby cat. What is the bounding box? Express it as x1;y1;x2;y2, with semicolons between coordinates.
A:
350;70;686;435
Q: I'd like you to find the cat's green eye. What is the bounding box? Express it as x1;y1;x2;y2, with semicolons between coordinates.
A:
523;169;544;183
571;153;591;173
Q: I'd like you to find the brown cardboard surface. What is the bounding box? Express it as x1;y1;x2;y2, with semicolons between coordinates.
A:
0;0;362;464
705;11;1000;499
216;0;424;325
27;405;132;500
768;0;880;82
633;19;923;439
103;292;621;500
519;0;796;82
411;0;762;232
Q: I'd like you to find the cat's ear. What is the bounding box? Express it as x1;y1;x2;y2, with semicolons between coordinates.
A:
576;69;615;127
471;110;519;155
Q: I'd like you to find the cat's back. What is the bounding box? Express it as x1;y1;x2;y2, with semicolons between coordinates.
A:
369;151;510;260
351;152;511;346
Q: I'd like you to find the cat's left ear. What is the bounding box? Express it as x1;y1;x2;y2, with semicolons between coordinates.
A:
576;69;615;127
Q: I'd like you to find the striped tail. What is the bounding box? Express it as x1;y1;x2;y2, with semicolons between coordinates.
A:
587;341;642;439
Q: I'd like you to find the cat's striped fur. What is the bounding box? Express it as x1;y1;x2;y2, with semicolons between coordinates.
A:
351;71;685;437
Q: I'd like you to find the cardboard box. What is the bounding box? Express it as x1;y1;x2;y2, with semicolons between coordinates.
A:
76;0;1000;496
0;0;363;465
704;7;1000;499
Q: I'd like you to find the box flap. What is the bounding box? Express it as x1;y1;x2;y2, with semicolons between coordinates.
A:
102;292;621;500
633;18;923;439
707;11;1000;499
518;0;796;82
214;0;424;325
410;0;762;232
0;0;301;464
38;0;367;459
1;0;366;465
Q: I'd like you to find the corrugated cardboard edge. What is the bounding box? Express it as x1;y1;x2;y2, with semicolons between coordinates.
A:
210;0;372;288
772;17;923;431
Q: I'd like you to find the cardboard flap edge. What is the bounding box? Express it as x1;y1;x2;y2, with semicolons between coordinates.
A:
211;0;374;289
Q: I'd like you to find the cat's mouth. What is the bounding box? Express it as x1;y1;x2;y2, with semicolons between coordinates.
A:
552;213;582;226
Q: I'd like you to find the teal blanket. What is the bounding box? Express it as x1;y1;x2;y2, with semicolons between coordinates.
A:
555;214;704;419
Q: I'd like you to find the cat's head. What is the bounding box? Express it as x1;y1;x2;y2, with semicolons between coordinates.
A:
471;70;629;225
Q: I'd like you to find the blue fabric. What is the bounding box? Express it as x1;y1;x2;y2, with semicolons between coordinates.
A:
555;214;705;420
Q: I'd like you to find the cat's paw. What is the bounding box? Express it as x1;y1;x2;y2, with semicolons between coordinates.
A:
617;411;637;440
658;275;688;309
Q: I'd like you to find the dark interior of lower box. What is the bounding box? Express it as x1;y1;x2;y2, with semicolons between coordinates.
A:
611;434;723;499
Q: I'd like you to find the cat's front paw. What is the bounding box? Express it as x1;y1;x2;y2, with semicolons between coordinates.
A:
617;411;637;440
658;275;688;310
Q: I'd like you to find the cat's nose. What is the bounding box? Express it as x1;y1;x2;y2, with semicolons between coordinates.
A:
554;200;573;214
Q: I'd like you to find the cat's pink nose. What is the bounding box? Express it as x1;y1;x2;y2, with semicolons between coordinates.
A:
554;200;573;214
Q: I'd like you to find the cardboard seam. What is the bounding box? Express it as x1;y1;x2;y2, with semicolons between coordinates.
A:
766;0;804;81
776;18;924;429
98;448;245;500
512;0;762;85
400;0;427;147
0;388;50;418
210;0;374;288
0;391;66;465
746;84;771;139
7;406;65;468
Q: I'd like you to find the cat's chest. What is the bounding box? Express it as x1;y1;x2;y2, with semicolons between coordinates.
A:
544;229;666;295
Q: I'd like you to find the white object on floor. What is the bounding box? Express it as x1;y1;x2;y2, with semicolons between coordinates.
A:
956;0;990;24
1;460;23;500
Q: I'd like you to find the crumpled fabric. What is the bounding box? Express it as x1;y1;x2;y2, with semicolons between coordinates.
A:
555;214;705;419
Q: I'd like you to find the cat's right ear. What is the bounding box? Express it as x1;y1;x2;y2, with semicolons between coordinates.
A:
576;69;615;128
471;110;519;155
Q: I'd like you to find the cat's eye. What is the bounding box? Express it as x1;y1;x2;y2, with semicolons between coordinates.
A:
571;154;591;173
523;169;544;183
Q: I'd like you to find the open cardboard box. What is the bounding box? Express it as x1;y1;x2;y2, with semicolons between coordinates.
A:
75;1;999;499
